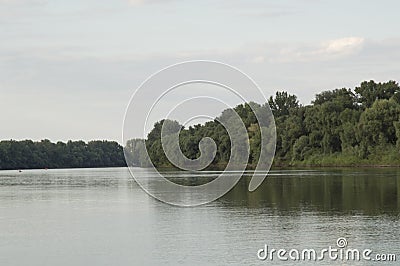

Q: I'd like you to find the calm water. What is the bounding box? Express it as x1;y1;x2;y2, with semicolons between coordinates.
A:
0;167;400;265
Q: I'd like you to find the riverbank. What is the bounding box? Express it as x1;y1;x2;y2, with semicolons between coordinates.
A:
273;152;400;168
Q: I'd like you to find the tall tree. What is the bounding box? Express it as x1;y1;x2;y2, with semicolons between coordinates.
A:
268;91;299;117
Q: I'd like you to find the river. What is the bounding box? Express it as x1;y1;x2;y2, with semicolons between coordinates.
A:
0;167;399;265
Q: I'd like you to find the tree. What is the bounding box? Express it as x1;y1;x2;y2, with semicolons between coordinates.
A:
268;91;299;117
358;99;400;148
313;88;358;111
355;80;400;108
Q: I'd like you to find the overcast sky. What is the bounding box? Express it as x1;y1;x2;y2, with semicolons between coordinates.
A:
1;0;399;143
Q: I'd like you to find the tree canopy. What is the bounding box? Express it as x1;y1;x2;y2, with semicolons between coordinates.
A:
129;80;400;167
0;140;126;170
3;80;400;170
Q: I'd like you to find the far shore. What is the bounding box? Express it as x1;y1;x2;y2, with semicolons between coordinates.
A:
3;163;400;172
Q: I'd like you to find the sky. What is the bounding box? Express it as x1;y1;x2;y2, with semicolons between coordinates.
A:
1;0;400;143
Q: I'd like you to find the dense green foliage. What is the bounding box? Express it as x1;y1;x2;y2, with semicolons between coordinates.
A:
129;80;400;167
126;102;273;168
3;80;400;170
0;140;126;170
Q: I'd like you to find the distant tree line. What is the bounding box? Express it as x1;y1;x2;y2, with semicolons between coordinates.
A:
0;140;126;170
126;80;400;167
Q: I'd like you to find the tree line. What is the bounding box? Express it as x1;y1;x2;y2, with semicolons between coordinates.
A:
126;80;400;167
0;140;126;170
3;80;400;170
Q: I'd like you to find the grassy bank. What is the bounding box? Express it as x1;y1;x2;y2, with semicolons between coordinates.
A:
274;150;400;168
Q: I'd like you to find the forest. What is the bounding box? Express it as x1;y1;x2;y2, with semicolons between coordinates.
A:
126;80;400;168
0;140;126;170
2;80;400;170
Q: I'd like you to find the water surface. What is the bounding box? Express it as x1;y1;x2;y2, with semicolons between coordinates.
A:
0;167;399;265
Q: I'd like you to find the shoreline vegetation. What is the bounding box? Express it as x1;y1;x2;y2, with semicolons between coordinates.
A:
126;80;400;169
0;140;126;170
2;80;400;170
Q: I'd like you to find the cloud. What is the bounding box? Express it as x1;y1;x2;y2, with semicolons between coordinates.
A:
257;37;366;63
251;56;265;64
321;37;364;55
127;0;146;5
0;0;45;5
308;36;364;60
127;0;176;6
241;9;298;19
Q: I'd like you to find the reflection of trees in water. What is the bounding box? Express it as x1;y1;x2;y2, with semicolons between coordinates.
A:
164;174;217;186
220;169;400;216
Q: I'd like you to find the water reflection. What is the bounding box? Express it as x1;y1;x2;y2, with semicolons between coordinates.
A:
2;168;400;216
220;169;400;215
120;167;400;215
